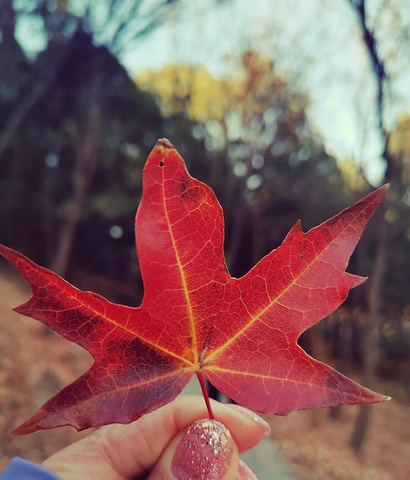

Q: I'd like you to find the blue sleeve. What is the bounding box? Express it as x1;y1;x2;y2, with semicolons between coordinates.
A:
0;458;61;479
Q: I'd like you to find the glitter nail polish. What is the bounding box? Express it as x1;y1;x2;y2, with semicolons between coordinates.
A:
171;419;233;480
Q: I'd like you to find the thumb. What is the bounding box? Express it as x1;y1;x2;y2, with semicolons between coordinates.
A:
148;418;257;479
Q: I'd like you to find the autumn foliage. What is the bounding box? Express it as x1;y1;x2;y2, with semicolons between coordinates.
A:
0;139;389;435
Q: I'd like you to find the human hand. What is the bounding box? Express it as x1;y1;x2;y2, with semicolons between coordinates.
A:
41;395;270;479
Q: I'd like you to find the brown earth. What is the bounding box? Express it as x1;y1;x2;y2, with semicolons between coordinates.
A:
0;270;93;471
0;270;409;479
266;394;409;480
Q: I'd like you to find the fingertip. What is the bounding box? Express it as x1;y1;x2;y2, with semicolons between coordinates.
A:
238;459;259;479
226;404;271;437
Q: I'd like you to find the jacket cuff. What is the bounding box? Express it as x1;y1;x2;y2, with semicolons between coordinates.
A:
0;457;61;479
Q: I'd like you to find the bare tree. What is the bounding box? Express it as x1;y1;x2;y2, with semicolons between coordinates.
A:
347;0;392;454
0;0;176;161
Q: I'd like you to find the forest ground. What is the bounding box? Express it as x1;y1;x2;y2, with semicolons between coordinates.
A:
0;270;408;479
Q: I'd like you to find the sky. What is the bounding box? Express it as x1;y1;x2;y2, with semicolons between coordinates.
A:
118;0;396;184
15;0;410;185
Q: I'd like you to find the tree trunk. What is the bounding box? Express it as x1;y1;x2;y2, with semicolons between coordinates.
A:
349;208;386;452
0;83;46;160
52;65;102;277
347;0;392;454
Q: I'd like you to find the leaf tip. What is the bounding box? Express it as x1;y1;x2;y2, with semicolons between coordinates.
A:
11;421;36;436
362;389;391;406
144;138;183;174
367;183;389;205
155;138;175;150
347;273;367;289
0;244;12;261
288;220;303;236
12;305;27;315
10;405;62;435
10;410;71;435
151;138;177;159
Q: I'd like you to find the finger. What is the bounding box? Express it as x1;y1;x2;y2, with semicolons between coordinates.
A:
99;395;269;478
148;418;243;480
238;459;259;479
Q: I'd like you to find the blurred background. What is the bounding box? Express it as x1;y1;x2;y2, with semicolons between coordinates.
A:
0;0;409;478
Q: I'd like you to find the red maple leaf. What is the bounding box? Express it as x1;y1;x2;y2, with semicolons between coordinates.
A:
0;139;389;435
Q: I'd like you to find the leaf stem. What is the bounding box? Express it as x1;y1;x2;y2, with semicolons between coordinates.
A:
195;371;215;419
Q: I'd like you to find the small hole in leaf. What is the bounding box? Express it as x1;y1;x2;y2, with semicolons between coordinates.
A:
159;161;164;167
